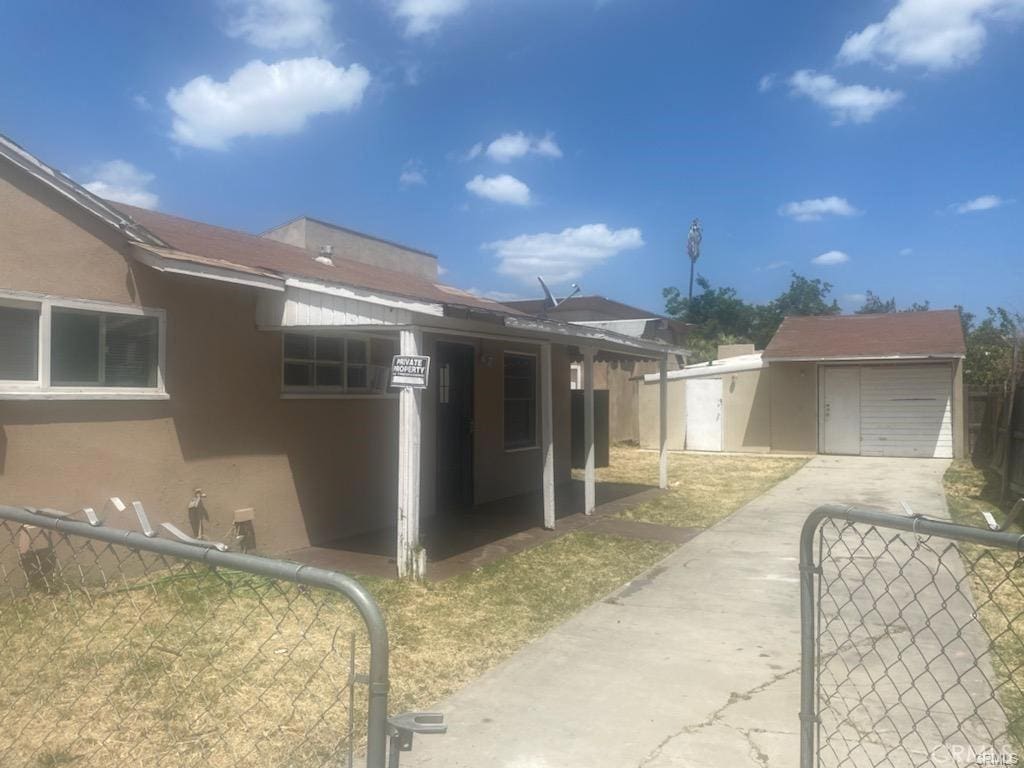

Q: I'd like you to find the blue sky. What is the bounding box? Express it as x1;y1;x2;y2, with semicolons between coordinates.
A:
2;0;1021;317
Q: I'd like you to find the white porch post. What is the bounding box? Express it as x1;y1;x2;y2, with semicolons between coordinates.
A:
541;343;555;529
583;347;596;515
659;354;669;490
397;328;424;580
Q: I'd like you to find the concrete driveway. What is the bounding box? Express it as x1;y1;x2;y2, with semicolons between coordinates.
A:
404;456;952;768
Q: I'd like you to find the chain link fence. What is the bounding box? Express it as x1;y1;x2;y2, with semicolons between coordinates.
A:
0;504;407;768
800;504;1024;767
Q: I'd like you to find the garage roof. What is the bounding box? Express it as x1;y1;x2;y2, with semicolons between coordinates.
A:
763;310;967;361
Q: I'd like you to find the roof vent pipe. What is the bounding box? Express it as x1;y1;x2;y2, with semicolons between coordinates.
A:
315;244;334;266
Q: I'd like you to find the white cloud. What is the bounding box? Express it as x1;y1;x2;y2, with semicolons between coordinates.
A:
789;70;904;124
758;73;777;93
484;131;563;163
758;259;791;271
464;142;483;161
779;196;861;221
224;0;333;50
133;94;152;111
900;247;914;255
465;174;531;205
953;194;1008;213
393;0;469;37
83;160;159;210
838;0;1024;72
167;58;370;150
811;250;850;266
842;292;868;306
485;224;644;283
399;160;426;187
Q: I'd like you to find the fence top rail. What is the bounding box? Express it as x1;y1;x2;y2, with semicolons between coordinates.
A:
801;502;1024;556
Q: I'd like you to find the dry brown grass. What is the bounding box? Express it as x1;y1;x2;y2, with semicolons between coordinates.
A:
944;461;1024;748
0;531;674;768
580;446;808;528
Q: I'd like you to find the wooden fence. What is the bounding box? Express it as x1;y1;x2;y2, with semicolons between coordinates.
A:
969;379;1024;500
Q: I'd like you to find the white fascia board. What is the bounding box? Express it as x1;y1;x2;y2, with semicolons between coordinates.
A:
132;245;285;292
765;354;965;363
643;354;767;382
505;314;688;357
285;278;445;317
571;319;654;338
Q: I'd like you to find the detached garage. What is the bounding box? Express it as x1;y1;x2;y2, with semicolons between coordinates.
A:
639;310;968;459
764;310;967;459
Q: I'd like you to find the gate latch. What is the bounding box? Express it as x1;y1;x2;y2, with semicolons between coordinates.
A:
387;712;447;767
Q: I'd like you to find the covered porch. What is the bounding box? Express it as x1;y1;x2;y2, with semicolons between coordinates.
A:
257;284;685;579
286;475;697;580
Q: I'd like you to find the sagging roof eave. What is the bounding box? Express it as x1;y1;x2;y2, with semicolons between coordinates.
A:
763;353;966;363
0;134;167;248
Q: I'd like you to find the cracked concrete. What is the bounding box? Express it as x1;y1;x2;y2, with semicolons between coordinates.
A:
403;456;951;768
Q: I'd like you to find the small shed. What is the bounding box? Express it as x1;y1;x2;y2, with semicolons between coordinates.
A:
638;345;769;453
638;311;968;459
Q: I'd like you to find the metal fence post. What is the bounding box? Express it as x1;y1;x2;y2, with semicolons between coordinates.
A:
799;508;827;768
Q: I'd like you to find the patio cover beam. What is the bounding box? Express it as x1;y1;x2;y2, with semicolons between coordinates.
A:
397;328;425;580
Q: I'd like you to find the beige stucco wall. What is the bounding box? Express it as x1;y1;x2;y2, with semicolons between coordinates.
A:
638;378;685;450
0;163;570;556
768;362;819;454
638;369;769;454
262;217;438;281
722;369;771;453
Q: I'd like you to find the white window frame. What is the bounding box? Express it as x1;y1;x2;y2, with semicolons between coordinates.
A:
0;289;167;401
502;350;540;452
281;331;391;399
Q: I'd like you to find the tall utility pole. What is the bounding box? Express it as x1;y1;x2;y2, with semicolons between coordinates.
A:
687;218;702;301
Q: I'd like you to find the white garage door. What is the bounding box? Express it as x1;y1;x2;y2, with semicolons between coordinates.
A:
859;365;953;458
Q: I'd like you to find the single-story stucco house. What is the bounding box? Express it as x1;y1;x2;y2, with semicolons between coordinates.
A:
0;134;684;579
639;311;968;458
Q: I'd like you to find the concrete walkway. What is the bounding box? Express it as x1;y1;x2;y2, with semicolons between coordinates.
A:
405;456;951;768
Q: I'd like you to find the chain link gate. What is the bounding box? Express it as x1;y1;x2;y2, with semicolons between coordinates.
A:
0;504;444;768
800;503;1024;767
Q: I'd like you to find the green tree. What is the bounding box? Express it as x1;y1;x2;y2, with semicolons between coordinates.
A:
963;307;1024;388
664;272;840;360
855;291;898;314
854;292;930;314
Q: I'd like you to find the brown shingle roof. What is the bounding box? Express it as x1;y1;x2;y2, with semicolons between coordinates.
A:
504;295;664;321
112;203;520;315
763;310;967;360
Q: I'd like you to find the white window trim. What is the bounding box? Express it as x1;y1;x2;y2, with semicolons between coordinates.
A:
281;331;385;398
502;349;540;452
0;289;167;401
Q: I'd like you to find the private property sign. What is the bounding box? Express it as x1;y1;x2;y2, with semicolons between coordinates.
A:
390;355;431;389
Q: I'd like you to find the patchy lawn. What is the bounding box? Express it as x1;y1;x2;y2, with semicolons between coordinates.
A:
0;531;674;768
578;446;807;528
944;460;1024;749
1;449;809;766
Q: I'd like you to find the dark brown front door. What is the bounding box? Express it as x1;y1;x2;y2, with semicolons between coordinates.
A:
436;342;475;512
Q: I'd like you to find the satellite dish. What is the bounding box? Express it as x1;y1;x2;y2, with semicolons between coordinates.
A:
537;277;582;310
